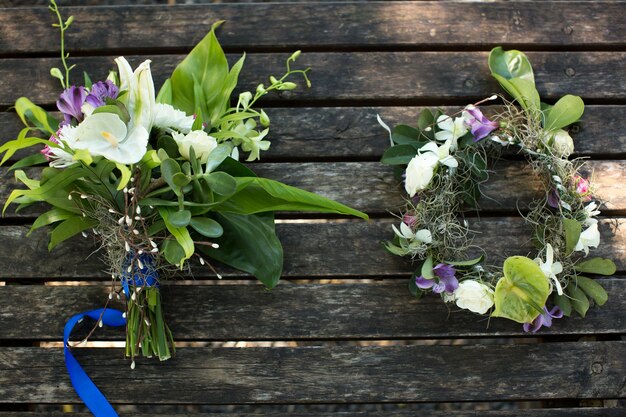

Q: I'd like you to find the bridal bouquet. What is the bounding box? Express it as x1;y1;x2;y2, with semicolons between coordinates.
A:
1;2;367;363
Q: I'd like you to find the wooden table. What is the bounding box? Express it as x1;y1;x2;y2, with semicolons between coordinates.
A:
0;1;624;415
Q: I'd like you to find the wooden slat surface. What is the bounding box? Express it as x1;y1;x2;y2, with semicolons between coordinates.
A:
0;218;623;280
1;2;625;54
3;105;626;159
0;279;623;341
1;342;624;403
1;52;625;107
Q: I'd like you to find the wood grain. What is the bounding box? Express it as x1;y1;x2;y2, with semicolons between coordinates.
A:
0;279;623;341
0;218;623;279
2;105;625;160
1;52;624;107
1;2;624;54
1;342;624;403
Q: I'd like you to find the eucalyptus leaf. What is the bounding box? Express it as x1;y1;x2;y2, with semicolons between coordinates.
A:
158;207;194;265
543;95;584;132
160;158;182;192
491;256;550;324
205;144;233;173
162;239;186;266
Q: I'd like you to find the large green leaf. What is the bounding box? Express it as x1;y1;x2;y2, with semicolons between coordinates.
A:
14;97;59;135
213;177;368;219
575;276;608;306
543;95;584;132
380;144;418;165
48;216;98;251
574;257;616;276
492;256;550;324
488;47;535;83
199;212;283;288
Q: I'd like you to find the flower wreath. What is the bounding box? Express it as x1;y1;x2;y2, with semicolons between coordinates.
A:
378;47;616;332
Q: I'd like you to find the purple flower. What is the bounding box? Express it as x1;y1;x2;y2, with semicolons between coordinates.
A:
523;306;563;333
547;189;560;209
464;106;499;141
57;86;87;124
415;263;458;294
402;212;418;228
85;80;119;108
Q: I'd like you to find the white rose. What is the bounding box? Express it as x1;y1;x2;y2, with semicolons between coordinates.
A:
549;129;574;157
454;280;494;314
172;130;217;163
404;152;438;197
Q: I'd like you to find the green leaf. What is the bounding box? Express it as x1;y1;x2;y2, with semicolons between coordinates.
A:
543;95;584;132
204;144;233;173
48;216;98;251
172;172;191;188
73;149;93;166
14;97;58;135
492;256;550;324
203;171;237;196
553;293;572;317
162;239;186;266
83;71;93;90
380;144;418;165
563;218;582;255
115;163;132;191
575;276;608;306
213;177;368;219
9;153;47;171
92;104;130;125
444;256;484;267
29;208;75;234
160;158;182;193
420;256;434;279
417;108;435;131
156;135;180;158
566;284;590;318
189;217;223;238
574;257;616;276
199;212;283;288
488;47;535;83
507;77;541;112
0;133;59;166
391;125;421;145
156;78;172;104
168;209;192;227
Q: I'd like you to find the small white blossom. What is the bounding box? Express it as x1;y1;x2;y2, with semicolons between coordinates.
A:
583;201;601;226
534;244;564;295
392;222;432;244
435;115;468;150
574;223;601;256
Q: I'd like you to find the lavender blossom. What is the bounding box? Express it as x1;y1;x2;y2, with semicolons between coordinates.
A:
464;106;499;141
523;306;563;333
56;85;87;124
547;189;560;209
415;263;458;294
85;80;119;108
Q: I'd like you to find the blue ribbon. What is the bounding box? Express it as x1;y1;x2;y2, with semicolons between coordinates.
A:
121;253;159;297
64;308;125;417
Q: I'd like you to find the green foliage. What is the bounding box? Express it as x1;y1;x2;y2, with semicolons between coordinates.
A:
574;257;616;276
575;276;608;306
566;284;590;318
492;256;550;324
543;95;584;132
562;218;582;255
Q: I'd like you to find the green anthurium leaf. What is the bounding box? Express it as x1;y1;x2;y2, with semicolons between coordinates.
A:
391;124;422;145
199;212;283;288
189;217;223;238
203;171;237;196
215;156;258;177
212;177;368;219
380;144;418;165
488;47;535;83
563;218;582;255
566;284;590;318
553;293;572;317
168;209;192;227
492;256;550;324
575;276;608;306
420;255;434;279
574;257;616;276
543;95;584;132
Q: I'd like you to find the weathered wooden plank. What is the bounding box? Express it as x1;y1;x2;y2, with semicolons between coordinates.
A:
0;279;623;341
1;2;625;54
1;342;624;403
1;52;624;107
0;218;623;279
2;105;624;159
1;160;624;219
0;410;624;417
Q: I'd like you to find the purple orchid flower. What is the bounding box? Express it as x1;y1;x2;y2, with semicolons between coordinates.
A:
56;85;87;124
415;263;458;294
523;306;563;333
85;80;119;108
464;106;499;141
402;212;418;229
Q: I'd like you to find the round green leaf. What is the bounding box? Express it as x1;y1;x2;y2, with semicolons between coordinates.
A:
204;171;237;196
492;256;550;324
168;209;191;227
190;217;223;238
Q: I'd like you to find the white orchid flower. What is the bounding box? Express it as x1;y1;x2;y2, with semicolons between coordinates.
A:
583;201;601;226
574;223;601;256
420;140;458;168
534;244;564;295
435;115;467;150
392;222;432;244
